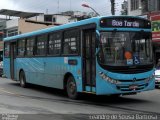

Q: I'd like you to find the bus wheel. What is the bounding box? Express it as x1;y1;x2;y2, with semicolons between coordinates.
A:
19;71;27;88
66;76;78;99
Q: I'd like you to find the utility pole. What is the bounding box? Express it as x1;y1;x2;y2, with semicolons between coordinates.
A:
110;0;115;15
57;0;59;14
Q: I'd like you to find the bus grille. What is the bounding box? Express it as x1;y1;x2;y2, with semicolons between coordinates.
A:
118;78;145;82
116;83;148;91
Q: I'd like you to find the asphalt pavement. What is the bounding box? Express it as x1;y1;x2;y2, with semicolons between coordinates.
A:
0;78;160;120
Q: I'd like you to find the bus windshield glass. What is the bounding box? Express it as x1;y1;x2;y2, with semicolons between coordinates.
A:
98;32;153;66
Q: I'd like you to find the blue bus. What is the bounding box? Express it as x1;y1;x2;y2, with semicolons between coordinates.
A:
3;16;155;99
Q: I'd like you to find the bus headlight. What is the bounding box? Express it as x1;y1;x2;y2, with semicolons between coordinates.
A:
99;72;121;84
145;74;155;82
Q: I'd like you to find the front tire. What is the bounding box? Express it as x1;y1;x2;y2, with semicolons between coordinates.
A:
66;76;78;99
19;71;27;88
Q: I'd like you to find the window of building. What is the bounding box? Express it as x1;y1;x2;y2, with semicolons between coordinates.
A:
48;32;61;55
148;0;156;11
4;42;10;57
17;39;25;57
36;34;47;55
62;29;79;55
44;15;52;22
7;28;18;37
131;0;139;11
26;37;35;56
52;17;56;22
157;0;160;10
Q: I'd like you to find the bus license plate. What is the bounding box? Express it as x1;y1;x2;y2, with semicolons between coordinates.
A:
129;85;138;90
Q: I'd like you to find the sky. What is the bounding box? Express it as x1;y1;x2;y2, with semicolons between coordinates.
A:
0;0;124;16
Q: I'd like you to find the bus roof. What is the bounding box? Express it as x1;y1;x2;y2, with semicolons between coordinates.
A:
4;16;149;42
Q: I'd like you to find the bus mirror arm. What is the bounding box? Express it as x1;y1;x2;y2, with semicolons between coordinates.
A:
95;30;100;56
96;30;100;36
95;48;100;56
96;30;100;48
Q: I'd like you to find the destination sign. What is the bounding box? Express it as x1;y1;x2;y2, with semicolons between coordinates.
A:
112;20;139;27
100;17;151;28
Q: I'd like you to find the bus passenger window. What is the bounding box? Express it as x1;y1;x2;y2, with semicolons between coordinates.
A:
17;39;25;56
63;30;79;55
26;37;35;56
63;41;70;54
48;32;61;55
36;34;47;56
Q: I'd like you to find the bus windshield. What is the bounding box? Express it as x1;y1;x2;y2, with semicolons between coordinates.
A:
98;32;153;66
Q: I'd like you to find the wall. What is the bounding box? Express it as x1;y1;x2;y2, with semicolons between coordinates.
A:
127;0;142;16
53;15;70;24
6;19;18;29
28;14;45;22
18;19;54;34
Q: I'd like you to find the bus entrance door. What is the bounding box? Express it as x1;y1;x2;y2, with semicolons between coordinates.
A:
82;29;96;92
10;42;16;80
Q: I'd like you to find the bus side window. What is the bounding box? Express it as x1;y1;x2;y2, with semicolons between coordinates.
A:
48;32;61;55
63;29;79;55
63;39;71;54
36;34;47;56
26;37;35;56
17;39;25;57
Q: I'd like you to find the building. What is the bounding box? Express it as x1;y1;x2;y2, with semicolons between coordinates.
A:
61;11;90;22
121;0;128;15
127;0;160;64
150;11;160;64
127;0;160;16
0;9;74;62
127;0;142;16
0;9;90;37
0;9;91;62
0;9;46;37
